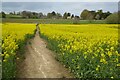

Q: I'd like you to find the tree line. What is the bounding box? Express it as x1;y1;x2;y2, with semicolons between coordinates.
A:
1;9;112;20
80;9;111;20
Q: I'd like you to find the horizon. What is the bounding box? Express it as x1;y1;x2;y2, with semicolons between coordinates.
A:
2;2;118;16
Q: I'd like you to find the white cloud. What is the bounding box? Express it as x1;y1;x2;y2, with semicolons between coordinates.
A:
2;0;120;2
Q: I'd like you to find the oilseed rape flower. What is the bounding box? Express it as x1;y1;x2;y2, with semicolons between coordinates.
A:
40;24;119;78
2;23;35;78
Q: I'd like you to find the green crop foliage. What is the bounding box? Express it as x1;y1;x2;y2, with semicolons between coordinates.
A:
40;24;119;78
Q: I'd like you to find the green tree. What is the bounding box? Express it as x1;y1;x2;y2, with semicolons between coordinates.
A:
32;12;38;18
103;11;111;19
106;12;119;24
47;13;52;18
97;10;103;19
56;13;62;19
2;12;6;18
38;12;44;18
80;9;89;20
51;11;56;16
63;12;68;19
71;14;74;19
89;11;96;20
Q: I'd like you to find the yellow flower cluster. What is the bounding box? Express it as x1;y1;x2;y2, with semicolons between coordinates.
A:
2;23;35;61
40;24;119;78
2;23;35;78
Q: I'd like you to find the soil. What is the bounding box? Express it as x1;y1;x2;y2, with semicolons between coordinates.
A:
16;26;73;78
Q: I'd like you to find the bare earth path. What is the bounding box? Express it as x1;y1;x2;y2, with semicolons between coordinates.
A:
16;27;73;78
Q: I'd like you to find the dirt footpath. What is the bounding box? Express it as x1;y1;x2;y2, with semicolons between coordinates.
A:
16;27;73;78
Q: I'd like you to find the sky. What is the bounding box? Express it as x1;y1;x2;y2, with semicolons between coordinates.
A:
2;0;120;2
2;2;118;15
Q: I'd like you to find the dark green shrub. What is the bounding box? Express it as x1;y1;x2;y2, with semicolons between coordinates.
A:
106;12;120;24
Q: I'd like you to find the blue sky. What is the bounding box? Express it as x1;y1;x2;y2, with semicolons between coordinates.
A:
2;2;118;15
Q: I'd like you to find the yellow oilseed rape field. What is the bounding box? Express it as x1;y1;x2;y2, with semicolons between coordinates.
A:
40;24;120;78
2;23;36;78
1;23;120;78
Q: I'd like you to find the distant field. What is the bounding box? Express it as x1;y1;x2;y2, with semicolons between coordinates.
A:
2;18;106;24
0;14;22;19
6;14;22;19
